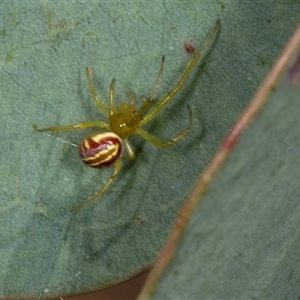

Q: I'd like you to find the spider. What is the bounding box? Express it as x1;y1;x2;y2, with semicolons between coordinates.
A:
35;20;220;213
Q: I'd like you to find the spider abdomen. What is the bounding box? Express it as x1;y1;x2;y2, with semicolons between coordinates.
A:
79;132;123;168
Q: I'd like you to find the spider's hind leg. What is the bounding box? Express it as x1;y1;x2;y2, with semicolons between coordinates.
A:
71;160;122;213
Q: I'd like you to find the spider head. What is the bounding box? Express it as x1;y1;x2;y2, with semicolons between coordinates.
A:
109;103;142;138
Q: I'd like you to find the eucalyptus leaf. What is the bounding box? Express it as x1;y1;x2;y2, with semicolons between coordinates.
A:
152;46;300;300
0;1;299;298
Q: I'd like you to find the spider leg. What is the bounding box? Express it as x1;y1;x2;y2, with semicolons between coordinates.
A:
126;89;137;105
137;105;192;148
72;159;122;213
34;121;109;132
86;67;109;117
149;55;165;101
123;138;135;160
136;56;165;116
140;20;220;125
109;78;116;117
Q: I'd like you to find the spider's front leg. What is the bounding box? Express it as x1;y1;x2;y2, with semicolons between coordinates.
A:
86;67;108;117
140;20;220;126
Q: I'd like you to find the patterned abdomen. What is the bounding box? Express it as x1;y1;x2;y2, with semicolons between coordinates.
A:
79;132;123;168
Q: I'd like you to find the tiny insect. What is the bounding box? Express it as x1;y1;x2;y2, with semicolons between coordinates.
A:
184;41;195;54
35;21;220;213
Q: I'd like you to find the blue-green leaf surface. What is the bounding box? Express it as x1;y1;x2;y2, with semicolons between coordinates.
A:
151;25;300;300
0;1;299;298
